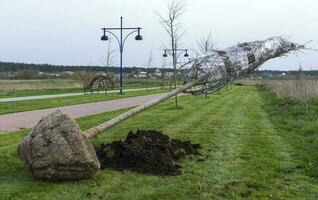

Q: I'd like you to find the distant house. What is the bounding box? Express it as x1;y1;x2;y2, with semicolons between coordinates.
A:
154;68;162;77
38;71;61;77
50;73;61;77
134;71;147;79
64;71;75;75
165;72;174;78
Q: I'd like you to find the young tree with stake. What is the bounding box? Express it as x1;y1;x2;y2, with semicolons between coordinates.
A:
157;0;188;109
100;38;116;75
145;49;153;91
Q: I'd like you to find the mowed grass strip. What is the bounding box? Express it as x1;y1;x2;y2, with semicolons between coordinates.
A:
0;89;168;115
0;79;81;92
0;87;84;98
0;86;317;199
0;83;164;98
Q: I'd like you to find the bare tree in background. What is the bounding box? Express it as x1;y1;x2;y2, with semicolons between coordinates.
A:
100;38;116;75
296;65;309;113
75;70;96;93
197;32;216;55
197;32;217;97
156;0;187;109
145;49;153;91
161;58;167;89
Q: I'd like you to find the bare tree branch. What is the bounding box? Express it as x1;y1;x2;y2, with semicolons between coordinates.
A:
75;70;96;92
100;38;116;74
197;32;216;55
156;0;188;108
145;49;153;91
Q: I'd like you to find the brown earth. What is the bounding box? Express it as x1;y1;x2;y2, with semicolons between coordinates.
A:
95;130;201;176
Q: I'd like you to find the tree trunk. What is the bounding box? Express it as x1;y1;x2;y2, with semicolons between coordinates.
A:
173;42;178;109
84;79;202;139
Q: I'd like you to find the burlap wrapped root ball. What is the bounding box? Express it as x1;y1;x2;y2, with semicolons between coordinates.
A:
18;110;100;181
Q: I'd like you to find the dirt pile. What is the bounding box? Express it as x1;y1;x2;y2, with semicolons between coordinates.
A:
95;130;201;176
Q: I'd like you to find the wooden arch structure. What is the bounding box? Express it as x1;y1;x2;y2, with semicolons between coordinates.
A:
84;75;115;94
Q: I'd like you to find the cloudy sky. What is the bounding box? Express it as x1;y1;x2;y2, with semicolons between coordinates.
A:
0;0;317;70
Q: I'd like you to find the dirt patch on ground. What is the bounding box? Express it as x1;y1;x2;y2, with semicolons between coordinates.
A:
95;130;201;176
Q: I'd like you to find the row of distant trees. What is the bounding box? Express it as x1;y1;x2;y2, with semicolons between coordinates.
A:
0;62;175;74
0;60;176;80
0;62;105;73
252;70;318;78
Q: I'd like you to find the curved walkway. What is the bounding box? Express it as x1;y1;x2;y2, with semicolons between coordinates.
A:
0;93;166;133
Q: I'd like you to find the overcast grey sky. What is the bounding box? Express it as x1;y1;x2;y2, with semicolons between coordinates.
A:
0;0;317;70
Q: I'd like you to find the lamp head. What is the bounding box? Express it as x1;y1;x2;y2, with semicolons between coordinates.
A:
135;34;143;41
101;28;108;41
135;27;143;41
184;50;189;57
101;35;109;41
163;50;168;57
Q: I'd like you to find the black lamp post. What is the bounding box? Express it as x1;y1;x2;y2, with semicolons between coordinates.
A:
163;42;190;85
163;43;189;59
162;43;189;108
101;16;143;94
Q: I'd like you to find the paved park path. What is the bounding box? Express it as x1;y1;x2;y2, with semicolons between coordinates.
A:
0;87;164;102
0;93;166;133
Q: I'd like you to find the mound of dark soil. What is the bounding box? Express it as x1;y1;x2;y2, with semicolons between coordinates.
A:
95;130;201;176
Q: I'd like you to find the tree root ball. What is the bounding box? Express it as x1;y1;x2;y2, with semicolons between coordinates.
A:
95;130;201;176
18;110;100;181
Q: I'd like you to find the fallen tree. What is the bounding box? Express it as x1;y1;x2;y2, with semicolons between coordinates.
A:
18;36;305;181
84;36;304;138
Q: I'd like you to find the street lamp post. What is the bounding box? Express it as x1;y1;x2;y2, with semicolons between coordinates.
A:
163;43;189;89
162;43;189;59
162;43;189;87
163;43;189;108
101;16;143;94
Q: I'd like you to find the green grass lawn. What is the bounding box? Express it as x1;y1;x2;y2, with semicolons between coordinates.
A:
0;83;164;98
0;87;83;98
0;89;168;115
0;86;317;199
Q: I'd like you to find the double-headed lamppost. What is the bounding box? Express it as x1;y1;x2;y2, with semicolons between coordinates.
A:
163;43;189;108
101;17;143;94
162;42;189;88
162;44;189;59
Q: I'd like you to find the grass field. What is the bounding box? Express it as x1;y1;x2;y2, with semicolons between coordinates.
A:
238;79;318;99
0;82;164;98
0;79;82;92
0;88;168;115
0;79;165;97
0;86;317;199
